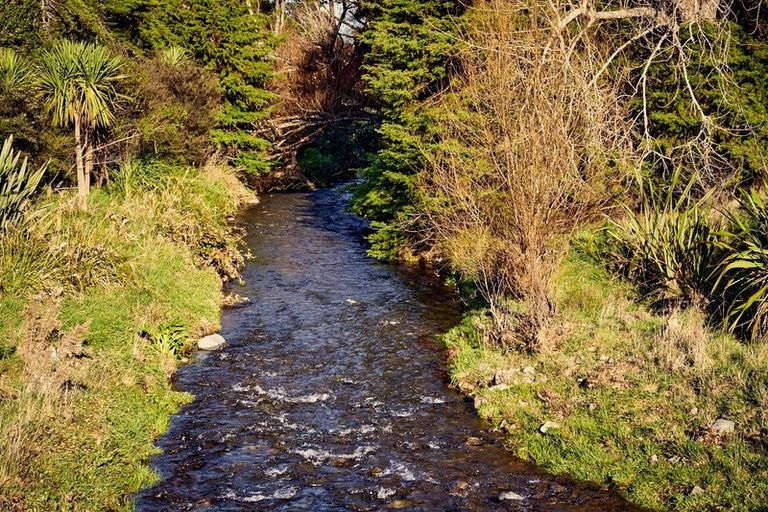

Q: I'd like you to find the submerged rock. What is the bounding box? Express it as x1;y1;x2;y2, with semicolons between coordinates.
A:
499;491;525;501
198;334;227;351
448;480;471;498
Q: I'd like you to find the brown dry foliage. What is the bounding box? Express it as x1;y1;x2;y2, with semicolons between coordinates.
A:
420;0;634;347
0;295;89;498
266;1;365;167
17;295;90;393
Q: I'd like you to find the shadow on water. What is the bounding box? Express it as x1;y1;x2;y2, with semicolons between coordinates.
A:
135;186;641;511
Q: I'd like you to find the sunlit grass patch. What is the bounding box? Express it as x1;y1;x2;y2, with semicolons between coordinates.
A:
445;248;768;511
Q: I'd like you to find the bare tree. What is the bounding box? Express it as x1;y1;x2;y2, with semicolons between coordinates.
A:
263;0;367;179
420;0;635;348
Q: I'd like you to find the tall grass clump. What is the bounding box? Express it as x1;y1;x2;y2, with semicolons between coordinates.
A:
606;168;720;309
0;48;31;87
715;188;768;341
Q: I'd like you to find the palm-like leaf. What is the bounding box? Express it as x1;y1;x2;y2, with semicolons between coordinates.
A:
606;167;719;307
714;190;768;340
0;48;31;87
158;46;189;67
0;136;46;229
36;40;125;130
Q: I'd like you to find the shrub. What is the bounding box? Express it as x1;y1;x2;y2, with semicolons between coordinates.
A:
0;135;46;229
0;48;30;87
130;54;220;165
420;0;631;346
715;188;768;340
144;320;187;358
606;168;721;309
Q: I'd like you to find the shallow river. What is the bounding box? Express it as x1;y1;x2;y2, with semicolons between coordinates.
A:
135;187;638;511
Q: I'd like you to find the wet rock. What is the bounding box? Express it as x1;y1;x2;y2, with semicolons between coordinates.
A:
377;487;396;499
198;334;227;351
465;436;483;446
449;480;471;498
539;421;561;434
711;418;735;433
548;483;567;494
690;485;705;496
499;491;525;501
222;293;251;309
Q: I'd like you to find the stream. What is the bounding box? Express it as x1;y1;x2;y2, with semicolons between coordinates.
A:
135;187;638;511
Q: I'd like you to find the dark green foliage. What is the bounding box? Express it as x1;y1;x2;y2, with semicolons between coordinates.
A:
637;23;768;186
98;0;278;175
0;0;111;49
351;0;463;258
297;122;376;187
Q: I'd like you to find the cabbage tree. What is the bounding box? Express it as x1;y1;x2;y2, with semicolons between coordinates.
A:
35;41;125;209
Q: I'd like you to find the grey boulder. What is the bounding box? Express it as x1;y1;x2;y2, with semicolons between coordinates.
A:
198;334;227;351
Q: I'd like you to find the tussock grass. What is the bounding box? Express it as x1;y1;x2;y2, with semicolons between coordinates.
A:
445;246;768;511
0;161;252;510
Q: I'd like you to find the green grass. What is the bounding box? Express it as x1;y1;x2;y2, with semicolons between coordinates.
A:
0;162;252;510
445;249;768;511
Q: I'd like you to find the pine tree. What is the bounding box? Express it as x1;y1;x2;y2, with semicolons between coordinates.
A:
351;0;463;258
99;0;278;175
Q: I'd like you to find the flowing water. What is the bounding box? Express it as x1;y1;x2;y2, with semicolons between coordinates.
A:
135;187;638;511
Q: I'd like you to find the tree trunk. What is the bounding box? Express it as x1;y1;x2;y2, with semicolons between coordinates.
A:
274;0;286;34
85;137;94;196
73;115;88;210
677;0;719;23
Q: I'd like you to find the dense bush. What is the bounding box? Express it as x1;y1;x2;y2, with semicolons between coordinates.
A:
129;52;221;166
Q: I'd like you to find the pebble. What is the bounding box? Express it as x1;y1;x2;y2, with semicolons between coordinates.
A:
499;491;525;501
539;421;561;434
690;485;705;496
711;418;735;433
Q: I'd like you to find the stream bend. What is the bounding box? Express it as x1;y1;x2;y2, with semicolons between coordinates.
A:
135;188;638;511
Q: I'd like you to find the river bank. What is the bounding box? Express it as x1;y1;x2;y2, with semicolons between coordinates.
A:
444;244;768;511
0;162;251;510
136;187;638;511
